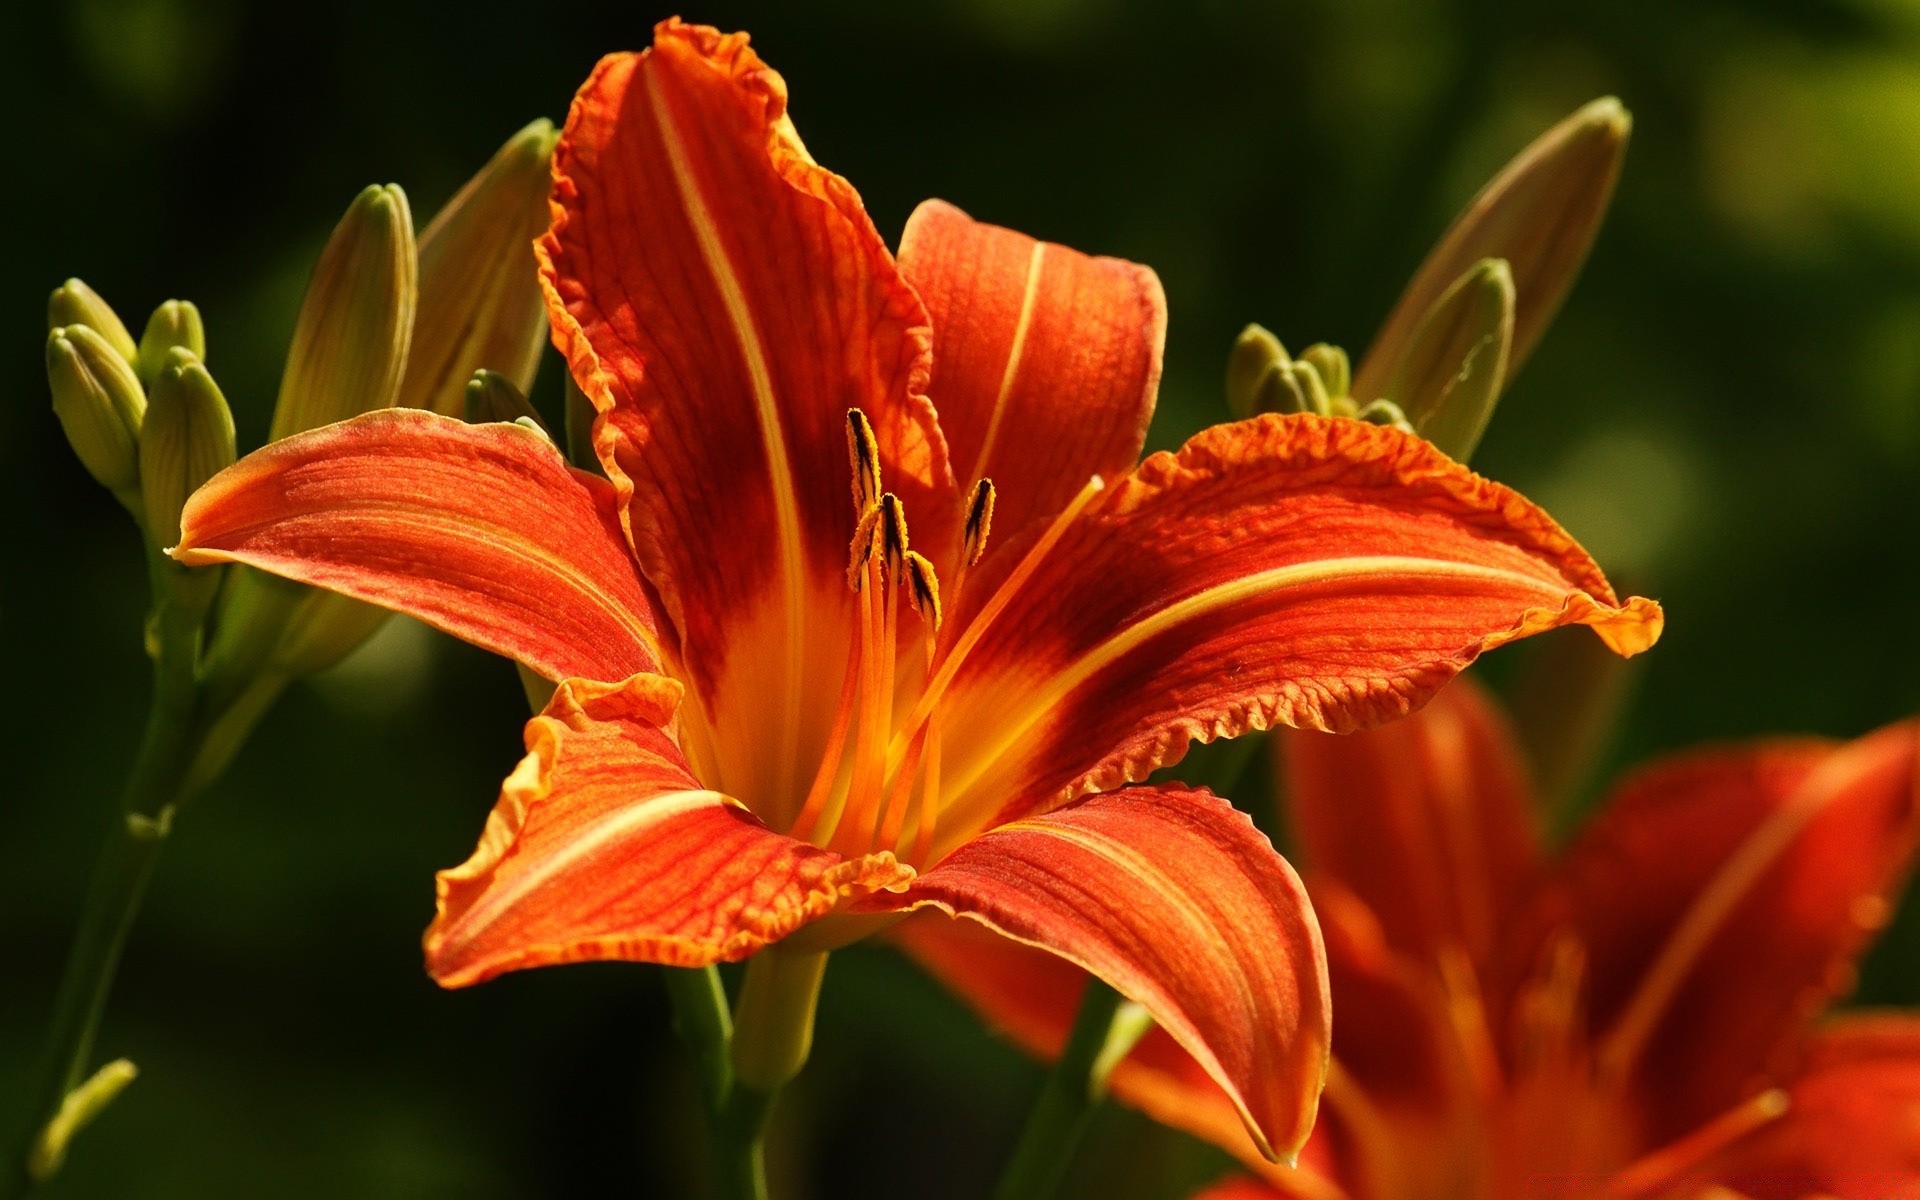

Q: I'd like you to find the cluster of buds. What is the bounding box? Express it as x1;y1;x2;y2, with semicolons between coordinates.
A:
45;118;561;784
1228;97;1629;465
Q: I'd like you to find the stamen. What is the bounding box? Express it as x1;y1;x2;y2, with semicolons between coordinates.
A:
888;475;1106;776
901;551;942;634
847;503;880;591
788;620;867;839
1606;1089;1788;1196
879;492;909;578
845;408;881;513
963;478;996;566
808;557;883;847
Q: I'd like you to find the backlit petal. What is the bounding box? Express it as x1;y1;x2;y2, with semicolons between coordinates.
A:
426;675;913;986
174;408;662;684
1280;675;1545;974
897;199;1164;543
1558;722;1920;1140
931;414;1661;841
868;785;1330;1163
537;21;954;810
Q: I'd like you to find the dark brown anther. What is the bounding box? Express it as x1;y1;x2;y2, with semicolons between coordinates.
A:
962;478;996;566
846;408;882;514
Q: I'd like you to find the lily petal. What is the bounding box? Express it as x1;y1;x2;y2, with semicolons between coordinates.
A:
426;675;914;986
868;785;1330;1163
897;199;1165;543
1559;722;1920;1139
1280;675;1545;974
174;408;662;684
1672;1016;1920;1197
537;20;954;808
931;414;1662;841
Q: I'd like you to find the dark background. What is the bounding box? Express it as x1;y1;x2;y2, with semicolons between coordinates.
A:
6;0;1920;1196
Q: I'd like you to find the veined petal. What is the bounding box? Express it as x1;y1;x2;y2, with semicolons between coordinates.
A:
897;199;1164;544
867;786;1330;1163
537;20;954;810
1280;675;1545;974
1558;722;1920;1140
1683;1015;1920;1196
931;414;1661;841
174;408;662;684
427;675;913;986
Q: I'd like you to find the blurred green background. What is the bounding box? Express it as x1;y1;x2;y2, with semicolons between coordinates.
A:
7;0;1920;1195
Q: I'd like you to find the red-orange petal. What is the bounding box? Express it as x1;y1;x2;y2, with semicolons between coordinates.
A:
537;21;956;809
930;413;1662;839
897;198;1164;544
867;785;1330;1163
1279;675;1545;976
1559;721;1920;1141
426;674;913;986
174;408;662;684
1688;1014;1920;1195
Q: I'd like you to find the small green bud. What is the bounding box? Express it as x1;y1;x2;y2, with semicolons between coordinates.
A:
48;278;138;362
402;118;559;417
48;325;147;504
141;347;236;549
1355;397;1414;433
1386;258;1515;462
1353;97;1629;404
1298;344;1350;402
270;183;418;442
135;300;207;390
1226;323;1288;419
1250;360;1311;416
464;368;546;430
1286;361;1331;417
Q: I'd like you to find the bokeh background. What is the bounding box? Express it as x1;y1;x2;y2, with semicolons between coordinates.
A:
7;0;1920;1195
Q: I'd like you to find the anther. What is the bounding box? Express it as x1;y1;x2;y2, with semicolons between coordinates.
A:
879;492;910;579
963;478;995;566
846;504;880;591
845;409;881;514
902;551;942;633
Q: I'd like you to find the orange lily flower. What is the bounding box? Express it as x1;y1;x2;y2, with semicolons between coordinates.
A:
172;20;1659;1161
904;678;1920;1197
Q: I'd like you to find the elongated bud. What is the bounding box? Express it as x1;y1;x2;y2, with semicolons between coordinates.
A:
269;184;418;441
1299;343;1350;401
136;300;206;390
1227;324;1287;419
963;478;996;566
902;550;943;633
141;348;236;549
400;119;558;416
847;503;881;591
1286;361;1332;417
846;408;883;513
1387;258;1515;461
48;325;146;502
464;368;546;430
27;1058;138;1182
48;278;137;363
1353;97;1629;403
878;493;910;579
1252;360;1313;416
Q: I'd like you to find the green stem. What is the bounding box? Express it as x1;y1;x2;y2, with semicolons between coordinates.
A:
992;980;1146;1200
3;559;211;1198
662;965;734;1115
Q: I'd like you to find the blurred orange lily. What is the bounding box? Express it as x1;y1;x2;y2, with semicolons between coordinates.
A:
907;678;1920;1197
173;19;1660;1160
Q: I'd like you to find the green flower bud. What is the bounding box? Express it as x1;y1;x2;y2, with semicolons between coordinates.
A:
1298;343;1350;403
269;184;418;441
48;325;147;504
140;347;235;550
48;278;138;363
1388;258;1515;462
1226;323;1287;419
463;368;546;430
1354;97;1629;404
135;299;207;390
400;118;558;417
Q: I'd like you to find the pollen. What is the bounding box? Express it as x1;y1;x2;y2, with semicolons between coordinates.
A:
846;503;880;591
845;408;881;513
963;478;995;566
902;550;942;633
878;492;909;579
